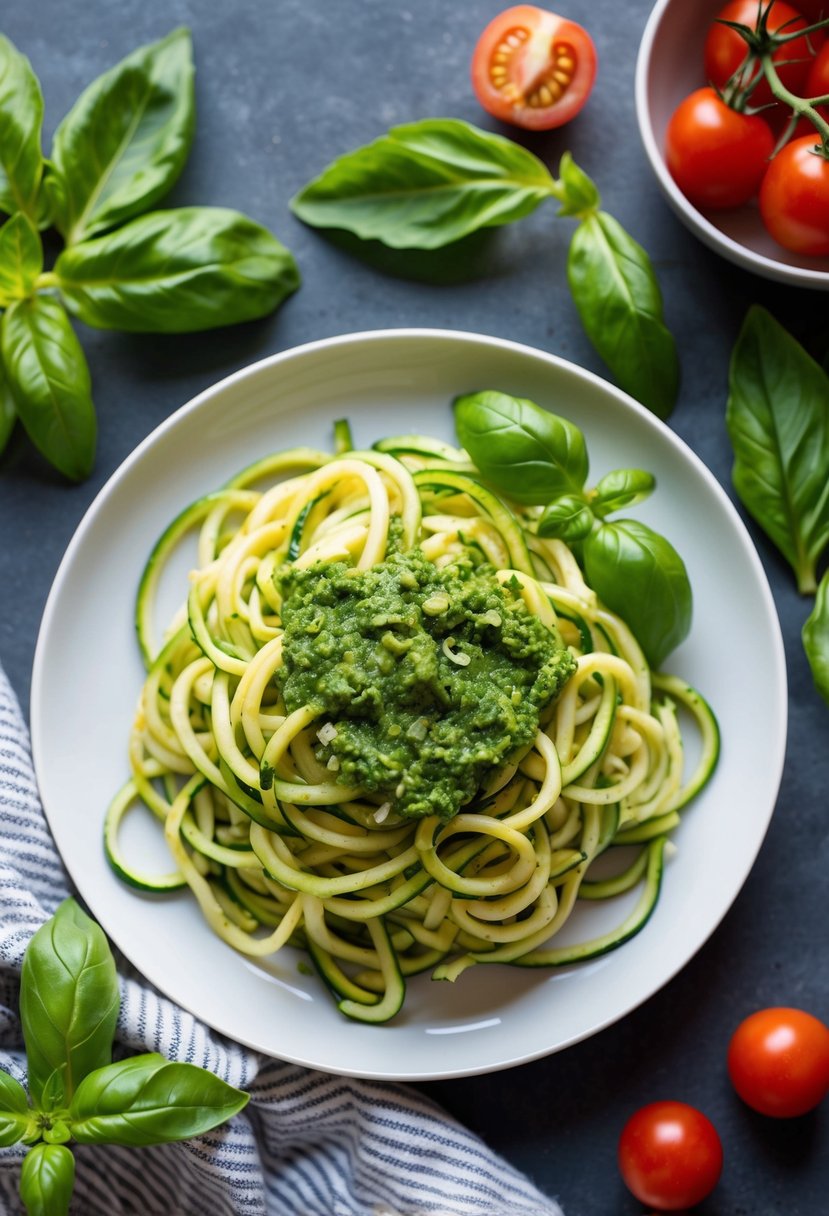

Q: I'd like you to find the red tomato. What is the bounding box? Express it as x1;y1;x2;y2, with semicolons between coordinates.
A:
665;87;775;209
617;1101;723;1212
470;5;597;131
704;0;819;107
759;136;829;253
727;1007;829;1117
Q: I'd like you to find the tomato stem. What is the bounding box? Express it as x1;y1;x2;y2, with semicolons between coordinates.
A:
761;53;829;153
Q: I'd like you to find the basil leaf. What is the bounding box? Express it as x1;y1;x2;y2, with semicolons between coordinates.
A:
0;35;44;220
19;1144;75;1216
803;570;829;705
0;213;43;304
19;898;119;1111
454;389;588;505
1;296;96;481
583;519;692;668
537;494;594;541
591;468;656;516
69;1054;249;1146
726;305;829;594
50;28;195;244
568;210;679;420
291;118;555;250
55;206;300;332
0;1069;34;1147
554;151;601;218
0;353;16;456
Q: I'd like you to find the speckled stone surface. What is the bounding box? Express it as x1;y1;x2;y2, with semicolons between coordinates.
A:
1;2;827;1212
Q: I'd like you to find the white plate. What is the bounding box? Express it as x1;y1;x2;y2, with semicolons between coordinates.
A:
31;329;787;1081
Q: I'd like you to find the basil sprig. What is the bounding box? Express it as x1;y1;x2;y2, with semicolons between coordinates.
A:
293;118;679;420
726;305;829;595
0;31;299;480
1;899;249;1215
725;305;829;706
454;389;692;668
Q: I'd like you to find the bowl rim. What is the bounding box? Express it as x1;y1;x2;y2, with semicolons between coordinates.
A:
634;0;829;289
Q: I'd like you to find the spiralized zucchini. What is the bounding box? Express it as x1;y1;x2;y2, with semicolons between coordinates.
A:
107;426;719;1022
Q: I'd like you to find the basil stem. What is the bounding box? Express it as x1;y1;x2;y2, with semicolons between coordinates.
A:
725;305;829;594
292;118;557;249
0;212;43;304
19;898;119;1111
0;35;44;221
454;389;588;505
69;1054;250;1146
1;296;96;480
49;28;195;246
54;207;300;333
803;571;829;705
19;1144;75;1216
583;519;693;669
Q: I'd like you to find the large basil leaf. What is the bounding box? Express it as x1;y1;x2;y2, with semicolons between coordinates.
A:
1;297;96;481
19;899;119;1110
583;519;692;668
55;207;300;332
726;305;829;594
568;211;679;420
0;212;43;304
69;1054;249;1146
19;1144;75;1216
0;1068;35;1146
0;353;16;456
454;389;588;505
291;118;555;249
803;570;829;705
0;36;44;220
50;28;194;245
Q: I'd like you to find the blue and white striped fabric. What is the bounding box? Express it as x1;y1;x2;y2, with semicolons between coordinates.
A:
0;664;563;1216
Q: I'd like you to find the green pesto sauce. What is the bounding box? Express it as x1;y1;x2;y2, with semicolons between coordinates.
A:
275;546;576;822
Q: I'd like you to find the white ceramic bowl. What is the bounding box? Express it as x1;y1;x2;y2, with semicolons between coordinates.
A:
31;329;787;1080
635;0;829;289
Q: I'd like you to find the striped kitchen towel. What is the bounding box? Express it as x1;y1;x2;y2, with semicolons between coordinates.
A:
0;663;563;1216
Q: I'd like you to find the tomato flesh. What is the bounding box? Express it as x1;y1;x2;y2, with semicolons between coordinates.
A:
704;0;820;108
470;5;597;131
665;87;775;210
617;1100;723;1212
728;1007;829;1117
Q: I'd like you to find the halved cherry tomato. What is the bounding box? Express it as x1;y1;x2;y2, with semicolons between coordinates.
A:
759;135;829;253
704;0;819;108
728;1007;829;1117
617;1101;723;1212
470;5;597;131
665;87;775;209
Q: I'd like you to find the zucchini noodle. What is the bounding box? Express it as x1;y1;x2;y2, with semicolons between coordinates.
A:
107;425;719;1023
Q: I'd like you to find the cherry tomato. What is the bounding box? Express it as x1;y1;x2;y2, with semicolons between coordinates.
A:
470;5;597;131
727;1007;829;1117
617;1101;723;1212
665;87;775;210
704;1;819;108
759;136;829;253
